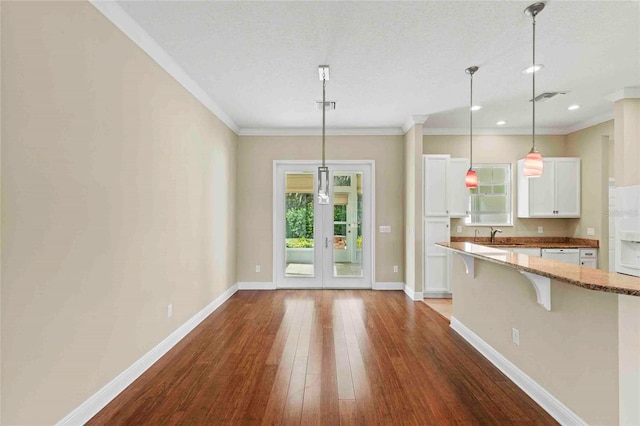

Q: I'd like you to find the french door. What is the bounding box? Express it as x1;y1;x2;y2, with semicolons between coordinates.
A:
274;161;373;289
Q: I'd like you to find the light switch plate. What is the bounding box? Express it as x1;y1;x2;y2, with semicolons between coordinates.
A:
456;225;462;233
537;226;543;234
379;226;391;233
587;227;595;236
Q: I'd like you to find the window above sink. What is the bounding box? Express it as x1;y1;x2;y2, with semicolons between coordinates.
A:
465;163;513;227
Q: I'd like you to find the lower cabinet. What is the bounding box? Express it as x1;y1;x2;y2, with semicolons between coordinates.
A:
423;218;450;297
580;249;598;269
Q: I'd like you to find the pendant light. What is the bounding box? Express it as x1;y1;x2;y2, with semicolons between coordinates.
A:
522;2;546;178
465;66;479;188
317;65;330;204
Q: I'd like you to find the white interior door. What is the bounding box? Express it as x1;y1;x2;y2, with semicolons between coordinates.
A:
274;161;373;289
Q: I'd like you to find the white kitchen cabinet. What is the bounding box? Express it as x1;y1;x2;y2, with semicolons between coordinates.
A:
423;155;449;216
580;248;598;269
448;158;471;217
423;155;470;217
423;217;450;296
517;157;581;218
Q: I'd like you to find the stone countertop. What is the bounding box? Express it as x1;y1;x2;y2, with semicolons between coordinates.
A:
437;242;640;297
450;237;599;249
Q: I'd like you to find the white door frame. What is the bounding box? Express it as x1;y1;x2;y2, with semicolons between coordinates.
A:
273;160;375;289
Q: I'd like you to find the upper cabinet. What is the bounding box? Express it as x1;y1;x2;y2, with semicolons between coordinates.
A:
423;155;469;218
447;158;471;217
517;157;581;218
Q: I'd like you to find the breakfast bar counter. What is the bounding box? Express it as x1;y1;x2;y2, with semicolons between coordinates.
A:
437;241;640;297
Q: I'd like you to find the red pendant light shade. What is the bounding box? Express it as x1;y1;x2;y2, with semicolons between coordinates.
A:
465;66;479;189
523;148;543;177
465;169;478;188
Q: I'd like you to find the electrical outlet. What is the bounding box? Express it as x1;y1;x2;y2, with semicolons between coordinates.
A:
379;226;391;233
537;226;543;234
167;304;173;318
393;265;399;273
512;328;520;346
587;227;595;236
255;265;261;273
456;225;463;233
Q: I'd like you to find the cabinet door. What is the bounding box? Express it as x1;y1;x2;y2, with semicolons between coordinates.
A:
423;156;449;216
555;158;581;217
529;159;556;216
423;218;450;295
448;158;470;217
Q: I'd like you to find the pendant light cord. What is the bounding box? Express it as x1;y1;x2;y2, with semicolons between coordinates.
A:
532;14;536;151
470;71;473;167
322;72;326;168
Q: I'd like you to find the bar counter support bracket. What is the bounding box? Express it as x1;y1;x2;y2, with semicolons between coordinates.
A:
519;271;551;311
456;253;475;278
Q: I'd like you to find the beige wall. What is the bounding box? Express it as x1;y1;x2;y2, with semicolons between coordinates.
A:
236;135;404;283
424;134;571;237
565;120;614;268
614;99;640;187
1;2;237;424
452;257;619;425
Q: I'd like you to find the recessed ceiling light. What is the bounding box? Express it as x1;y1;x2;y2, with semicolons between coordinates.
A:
522;64;544;74
470;105;482;111
496;120;507;125
568;104;580;110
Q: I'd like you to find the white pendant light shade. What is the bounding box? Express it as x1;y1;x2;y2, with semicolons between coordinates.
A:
318;65;330;205
523;148;544;177
318;166;329;204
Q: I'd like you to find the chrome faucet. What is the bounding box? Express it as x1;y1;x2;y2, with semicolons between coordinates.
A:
490;227;503;243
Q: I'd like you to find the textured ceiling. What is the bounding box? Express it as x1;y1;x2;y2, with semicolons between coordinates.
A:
115;1;640;133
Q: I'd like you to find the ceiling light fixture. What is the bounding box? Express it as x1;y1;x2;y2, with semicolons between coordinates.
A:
522;2;546;178
470;105;482;111
317;65;330;205
496;120;507;126
568;104;580;110
522;64;544;74
465;66;479;188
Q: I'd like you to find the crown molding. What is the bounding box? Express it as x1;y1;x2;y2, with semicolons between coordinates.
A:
562;111;614;135
90;1;240;134
605;87;640;103
422;127;566;136
238;127;404;136
402;115;429;134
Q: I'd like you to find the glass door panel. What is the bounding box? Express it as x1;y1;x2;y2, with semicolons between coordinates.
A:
323;165;371;289
284;172;315;277
332;173;363;278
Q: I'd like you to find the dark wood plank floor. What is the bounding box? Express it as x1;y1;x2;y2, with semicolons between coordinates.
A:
88;290;557;425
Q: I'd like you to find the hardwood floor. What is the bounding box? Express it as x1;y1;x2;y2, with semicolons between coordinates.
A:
422;298;453;320
88;290;556;425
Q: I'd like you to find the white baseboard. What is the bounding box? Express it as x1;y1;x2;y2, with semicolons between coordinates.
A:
238;282;276;290
373;282;405;290
403;284;424;301
56;284;239;425
450;317;586;426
